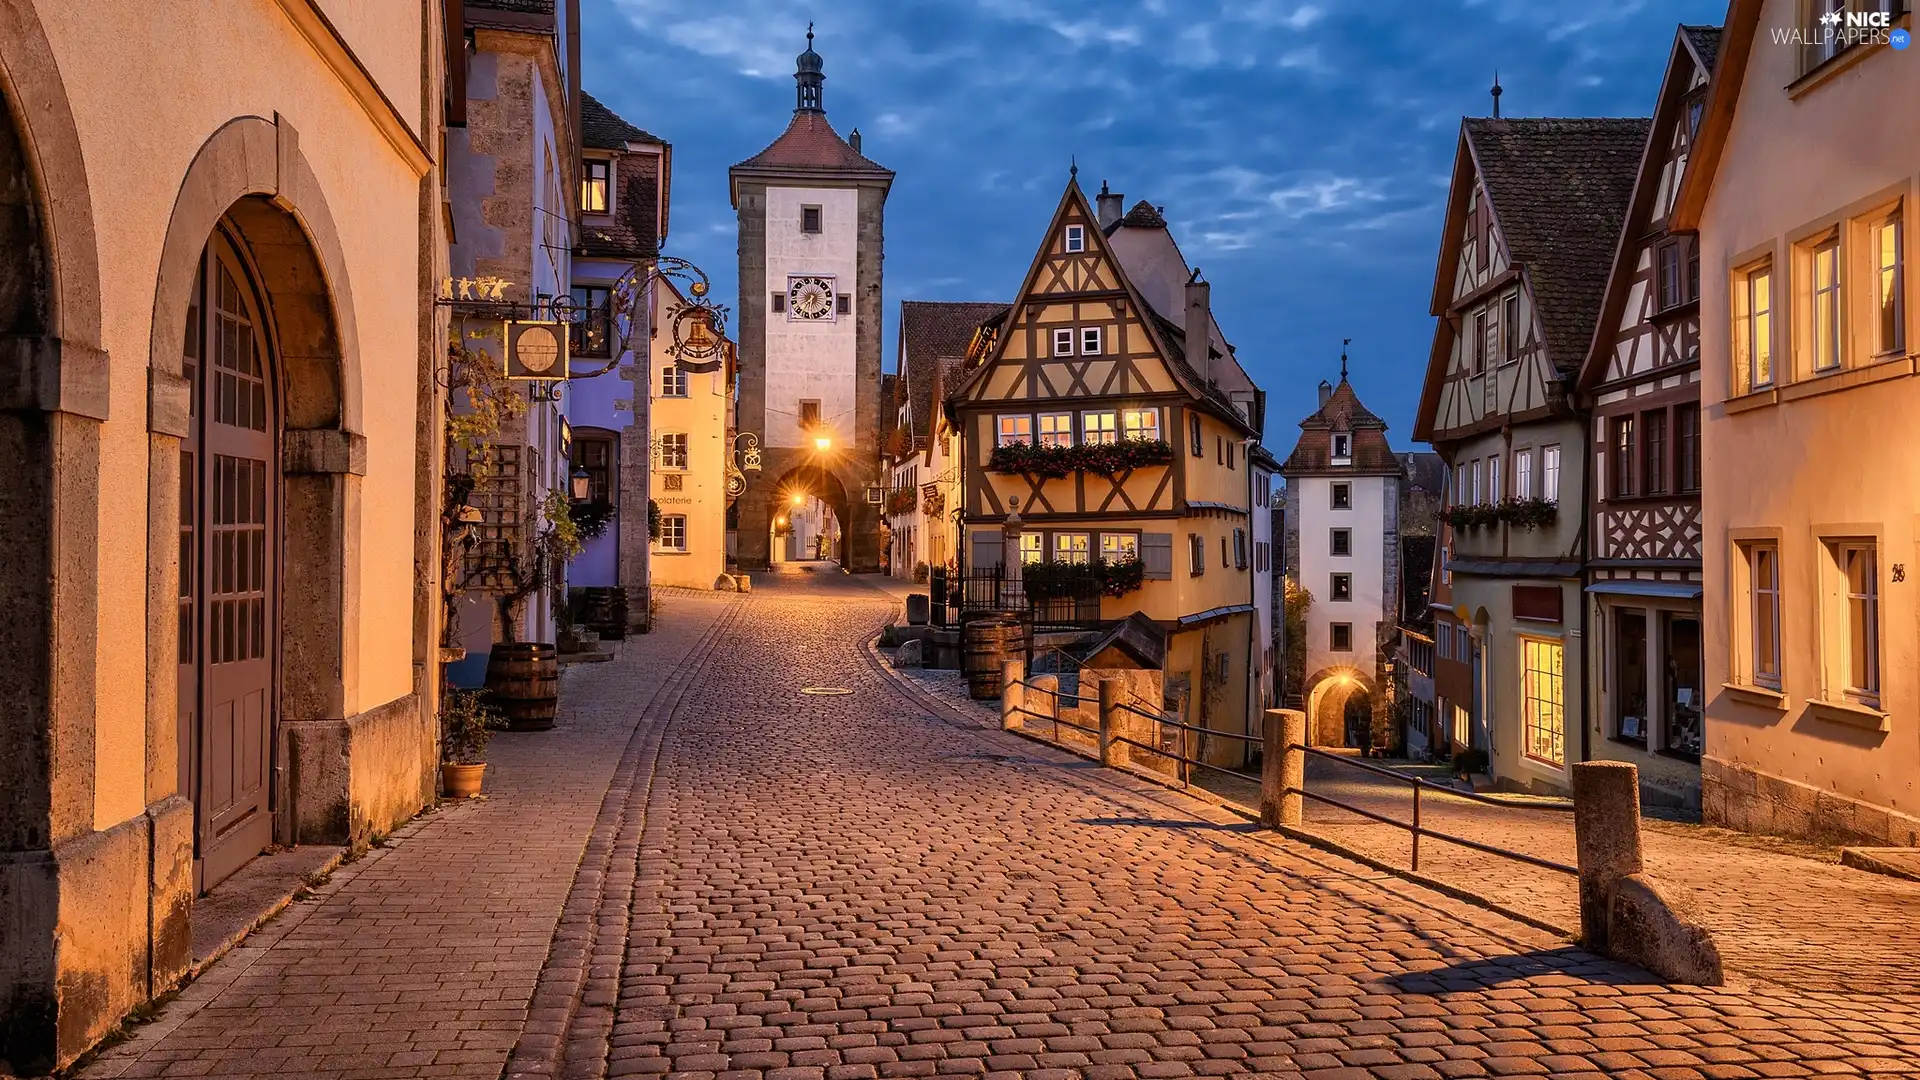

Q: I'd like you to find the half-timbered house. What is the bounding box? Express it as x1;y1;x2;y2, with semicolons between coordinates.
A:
950;177;1265;749
1414;115;1648;794
1576;26;1719;810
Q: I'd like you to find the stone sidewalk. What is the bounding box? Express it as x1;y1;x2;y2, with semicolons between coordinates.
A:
80;592;746;1080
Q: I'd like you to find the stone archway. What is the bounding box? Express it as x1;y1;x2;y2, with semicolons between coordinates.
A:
765;461;852;565
1303;665;1381;749
738;445;879;572
146;115;377;859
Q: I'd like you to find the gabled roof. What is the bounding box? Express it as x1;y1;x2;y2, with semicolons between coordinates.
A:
898;301;1007;445
732;111;892;179
1672;2;1764;232
1579;27;1716;394
1463;117;1650;373
1682;25;1723;72
1118;200;1166;230
1280;378;1402;476
581;92;663;150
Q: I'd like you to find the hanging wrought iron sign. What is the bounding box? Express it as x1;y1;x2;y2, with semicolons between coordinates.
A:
504;320;569;380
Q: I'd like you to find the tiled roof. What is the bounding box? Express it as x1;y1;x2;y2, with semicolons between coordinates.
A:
1280;378;1403;476
1399;451;1448;494
1145;310;1254;431
1120;200;1166;228
581;92;662;150
899;301;1007;443
1465;117;1650;373
1683;24;1722;70
466;0;553;14
733;111;891;175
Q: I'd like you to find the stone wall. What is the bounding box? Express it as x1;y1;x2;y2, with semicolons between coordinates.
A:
1704;756;1920;848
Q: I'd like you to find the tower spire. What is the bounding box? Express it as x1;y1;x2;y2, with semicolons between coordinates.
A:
1490;71;1503;118
1340;338;1350;380
795;22;825;113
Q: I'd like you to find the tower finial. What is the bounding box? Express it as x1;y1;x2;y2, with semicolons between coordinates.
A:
1340;338;1351;380
1070;155;1078;182
795;22;825;112
1490;70;1503;118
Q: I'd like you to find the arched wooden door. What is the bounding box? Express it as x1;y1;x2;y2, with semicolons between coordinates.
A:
177;230;278;892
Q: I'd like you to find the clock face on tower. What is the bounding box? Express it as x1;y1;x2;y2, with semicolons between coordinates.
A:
787;275;836;321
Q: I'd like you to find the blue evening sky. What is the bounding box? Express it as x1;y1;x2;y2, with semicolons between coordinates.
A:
583;0;1727;448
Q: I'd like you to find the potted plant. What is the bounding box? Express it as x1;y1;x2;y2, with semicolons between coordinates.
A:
441;688;507;798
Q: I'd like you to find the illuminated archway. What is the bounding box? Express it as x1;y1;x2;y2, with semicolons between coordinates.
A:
765;462;851;565
1303;665;1380;749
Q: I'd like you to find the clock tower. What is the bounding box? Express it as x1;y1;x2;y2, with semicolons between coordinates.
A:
731;27;894;571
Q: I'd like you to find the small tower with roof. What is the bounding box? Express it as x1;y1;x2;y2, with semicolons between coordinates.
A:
730;26;896;572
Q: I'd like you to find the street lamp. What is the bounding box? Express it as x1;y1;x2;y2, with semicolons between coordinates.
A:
814;435;832;452
790;492;806;507
570;467;592;502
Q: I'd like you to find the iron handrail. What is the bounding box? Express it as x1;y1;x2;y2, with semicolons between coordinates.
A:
1289;742;1578;876
1113;736;1262;786
1295;744;1575;812
1112;700;1263;746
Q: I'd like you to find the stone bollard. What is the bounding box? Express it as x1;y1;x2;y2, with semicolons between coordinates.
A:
905;593;931;626
1000;659;1024;732
1098;679;1127;767
1028;675;1059;726
1260;709;1306;829
1572;760;1645;954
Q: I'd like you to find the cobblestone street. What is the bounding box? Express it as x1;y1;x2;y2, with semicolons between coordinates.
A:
88;571;1920;1079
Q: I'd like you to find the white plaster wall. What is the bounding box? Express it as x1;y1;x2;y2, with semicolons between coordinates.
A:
764;185;859;450
1296;475;1390;681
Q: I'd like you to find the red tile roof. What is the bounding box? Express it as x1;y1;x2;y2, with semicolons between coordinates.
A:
733;111;891;176
1280;378;1403;476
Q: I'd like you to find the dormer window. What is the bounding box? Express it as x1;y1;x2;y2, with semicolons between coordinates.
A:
1331;433;1352;464
1065;225;1086;253
580;159;610;214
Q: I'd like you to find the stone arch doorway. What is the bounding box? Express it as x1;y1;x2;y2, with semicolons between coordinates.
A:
767;462;850;565
176;222;283;890
1303;666;1380;749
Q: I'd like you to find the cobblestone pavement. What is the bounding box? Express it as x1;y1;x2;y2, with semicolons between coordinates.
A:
81;592;745;1080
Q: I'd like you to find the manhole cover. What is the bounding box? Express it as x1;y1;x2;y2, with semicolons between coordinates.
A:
800;687;854;696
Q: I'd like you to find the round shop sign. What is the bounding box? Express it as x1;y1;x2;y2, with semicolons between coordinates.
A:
517;324;561;374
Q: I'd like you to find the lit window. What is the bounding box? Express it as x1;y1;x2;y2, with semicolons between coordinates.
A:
1875;211;1904;356
1081;410;1118;445
1052;328;1075;356
1330;528;1351;557
660;363;688;398
1521;637;1565;767
1020;533;1043;565
1037;412;1074;448
1330;573;1352;602
659;433;688;470
1055;533;1091;565
569;285;611;358
1811;235;1841;372
1542;445;1561;503
1330;623;1353;651
996;415;1033;446
1122;407;1159;442
658;514;687;551
1065;224;1085;252
580;159;610;213
1081;326;1103;355
1826;539;1880;706
1101;533;1138;562
1737;540;1782;691
1736;262;1774;390
1330;482;1351;510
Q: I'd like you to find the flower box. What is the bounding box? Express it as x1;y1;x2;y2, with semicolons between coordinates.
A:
987;438;1173;478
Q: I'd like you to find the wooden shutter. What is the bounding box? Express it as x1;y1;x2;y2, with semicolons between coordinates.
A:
1142;533;1173;580
971;531;1003;570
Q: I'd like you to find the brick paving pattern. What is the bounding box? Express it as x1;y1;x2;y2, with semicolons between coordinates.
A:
86;570;1920;1079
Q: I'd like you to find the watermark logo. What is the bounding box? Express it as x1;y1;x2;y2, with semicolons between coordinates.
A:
1770;8;1903;51
1894;27;1912;49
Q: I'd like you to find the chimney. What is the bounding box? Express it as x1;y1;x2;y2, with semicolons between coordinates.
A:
1096;180;1123;230
1185;268;1212;387
849;127;862;153
1318;380;1333;408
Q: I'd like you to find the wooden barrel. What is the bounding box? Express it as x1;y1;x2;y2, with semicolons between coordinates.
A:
572;587;629;641
485;642;559;730
962;615;1025;700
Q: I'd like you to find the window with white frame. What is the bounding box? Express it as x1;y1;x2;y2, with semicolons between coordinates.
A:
1065;224;1085;252
1470;459;1483;505
996;415;1033;446
1874;209;1905;356
1543;445;1561;502
1521;637;1565;767
580;159;610;213
659;432;688;470
1082;410;1118;445
1735;261;1775;391
1823;539;1880;706
1331;433;1351;463
1514;448;1533;499
1736;540;1783;691
1810;234;1842;373
1488;454;1502;504
1081;326;1103;355
1052;328;1075;356
1101;533;1138;562
1037;412;1074;448
1019;533;1044;565
1454;462;1466;506
1055;533;1091;565
1121;407;1159;442
658;514;687;551
660;363;688;398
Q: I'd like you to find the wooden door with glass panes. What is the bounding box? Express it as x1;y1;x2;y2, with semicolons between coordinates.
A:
177;232;278;893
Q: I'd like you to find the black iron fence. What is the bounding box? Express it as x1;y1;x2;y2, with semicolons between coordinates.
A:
928;566;1104;629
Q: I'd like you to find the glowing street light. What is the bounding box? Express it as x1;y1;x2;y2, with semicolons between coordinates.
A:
790;493;805;507
814;435;832;452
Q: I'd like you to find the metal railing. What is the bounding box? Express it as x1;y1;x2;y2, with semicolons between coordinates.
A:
1286;745;1577;877
928;566;1105;630
1110;699;1263;790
